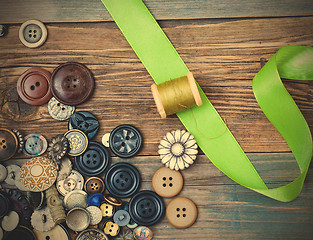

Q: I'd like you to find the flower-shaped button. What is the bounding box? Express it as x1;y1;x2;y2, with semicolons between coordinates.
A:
68;111;99;139
103;221;119;237
100;202;115;218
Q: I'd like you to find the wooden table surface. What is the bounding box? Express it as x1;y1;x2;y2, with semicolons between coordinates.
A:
1;1;313;239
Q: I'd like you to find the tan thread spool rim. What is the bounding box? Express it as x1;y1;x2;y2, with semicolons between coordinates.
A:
186;72;202;107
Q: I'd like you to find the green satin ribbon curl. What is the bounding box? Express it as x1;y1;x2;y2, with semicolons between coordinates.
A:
100;0;313;202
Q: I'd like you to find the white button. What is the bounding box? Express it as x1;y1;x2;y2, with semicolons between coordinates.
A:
102;133;110;147
2;211;19;232
4;165;20;186
56;170;84;196
19;20;48;48
0;164;7;182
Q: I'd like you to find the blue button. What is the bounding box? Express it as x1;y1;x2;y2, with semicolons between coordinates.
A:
68;111;99;139
87;193;104;207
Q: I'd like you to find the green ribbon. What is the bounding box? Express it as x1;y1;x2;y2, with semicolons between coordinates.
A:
100;0;313;202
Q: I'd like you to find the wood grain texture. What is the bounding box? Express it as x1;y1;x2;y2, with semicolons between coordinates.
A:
1;0;313;23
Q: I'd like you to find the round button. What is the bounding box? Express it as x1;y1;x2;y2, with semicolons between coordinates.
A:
102;133;110;147
66;207;90;232
75;141;110;176
17;67;52;105
64;190;88;210
23;133;48;156
0;192;10;218
84;177;105;195
19;20;47;48
68;111;99;139
152;167;183;198
64;129;88;156
105;162;140;198
3;226;36;240
0;24;8;37
0;128;18;161
50;62;94;106
113;210;130;227
33;224;71;240
48;97;75;121
86;206;102;225
0;164;7;182
128;190;165;226
47;134;69;166
31;207;55;232
56;170;84;196
109;125;143;158
103;194;122;206
87;193;104;207
100;202;115;218
166;197;197;229
76;228;109;240
12;129;24;154
133;226;153;240
2;211;19;232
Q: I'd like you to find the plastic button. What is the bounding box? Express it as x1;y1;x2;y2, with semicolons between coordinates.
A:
113;210;130;227
23;133;48;156
109;125;142;158
75;141;110;176
64;129;88;156
84;177;105;195
100;202;115;218
128;190;165;226
133;226;153;240
105;162;140;198
50;62;94;106
103;221;119;237
19;20;47;48
68;111;99;139
0;128;18;161
48;97;75;121
87;193;104;207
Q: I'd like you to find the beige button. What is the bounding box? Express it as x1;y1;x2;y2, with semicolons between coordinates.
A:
152;167;183;198
2;211;19;232
66;207;90;232
166;197;197;229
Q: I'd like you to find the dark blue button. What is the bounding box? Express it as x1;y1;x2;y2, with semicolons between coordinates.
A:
75;141;110;177
116;201;129;212
87;193;104;207
129;190;165;226
109;125;142;158
105;163;140;199
68;111;99;139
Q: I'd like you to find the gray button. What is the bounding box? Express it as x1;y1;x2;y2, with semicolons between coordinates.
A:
113;210;130;227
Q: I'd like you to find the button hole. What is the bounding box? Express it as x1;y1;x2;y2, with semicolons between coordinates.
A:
93;161;97;164
33;35;37;38
109;229;112;232
87;160;91;164
93;154;97;158
62;107;65;111
106;206;108;209
3;145;6;149
169;183;173;187
183;214;186;217
116;179;120;183
111;225;114;228
87;154;90;158
121;142;126;147
177;214;180;218
163;183;166;187
182;208;186;211
121;183;124;187
2;140;5;143
126;136;130;140
36;82;40;87
29;30;32;33
29;34;32;38
73;79;77;82
57;103;61;106
120;174;124;178
34;30;37;33
125;178;128;182
163;177;166;180
67;78;70;81
67;86;70;88
176;208;180;211
169;177;173;180
73;85;76;88
30;85;35;90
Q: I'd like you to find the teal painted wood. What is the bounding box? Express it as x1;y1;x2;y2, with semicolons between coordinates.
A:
1;0;313;23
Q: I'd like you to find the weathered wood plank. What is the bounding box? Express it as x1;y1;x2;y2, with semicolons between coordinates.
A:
1;0;313;23
1;17;312;155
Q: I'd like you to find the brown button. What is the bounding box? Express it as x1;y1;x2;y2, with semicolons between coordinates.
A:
152;167;183;198
103;194;122;207
0;128;18;161
84;177;105;195
17;67;52;105
166;197;197;229
50;62;94;105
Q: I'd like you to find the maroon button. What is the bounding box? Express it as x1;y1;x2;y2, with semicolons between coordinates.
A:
50;62;94;105
17;67;52;105
0;128;18;161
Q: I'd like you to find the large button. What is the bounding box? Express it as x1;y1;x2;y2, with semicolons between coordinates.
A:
56;170;84;196
113;210;130;227
50;62;94;106
75;141;110;176
76;229;108;240
17;67;52;105
19;20;47;48
3;226;36;240
23;133;48;156
0;192;10;218
66;207;90;232
166;197;197;229
84;177;105;195
48;97;75;121
105;162;140;198
128;190;165;226
33;224;71;240
0;164;7;182
86;206;102;225
68;111;99;139
64;190;88;210
0;128;18;161
64;129;88;156
109;125;142;158
133;226;153;240
152;167;183;198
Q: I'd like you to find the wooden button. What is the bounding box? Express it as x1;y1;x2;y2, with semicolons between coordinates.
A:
50;62;94;106
166;197;197;229
19;20;48;48
84;177;105;195
0;128;18;161
152;167;183;198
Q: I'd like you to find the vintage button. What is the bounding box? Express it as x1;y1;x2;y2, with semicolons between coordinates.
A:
76;229;108;240
133;226;153;240
64;129;88;156
4;165;20;186
113;210;130;227
23;133;48;156
47;134;69;168
103;194;122;207
68;111;99;139
15;171;29;191
31;207;55;232
152;167;183;198
50;62;94;105
87;193;104;207
2;211;19;232
3;226;36;240
57;169;84;196
75;141;110;176
84;177;105;195
56;157;72;181
126;219;138;229
0;192;10;218
0;227;3;240
166;197;197;229
66;207;90;232
105;162;140;198
115;227;134;240
20;156;57;192
46;185;66;224
19;20;47;48
129;190;165;226
103;221;119;237
116;201;129;212
0;164;7;182
109;125;142;158
0;24;8;37
102;133;110;147
12;129;24;153
0;128;18;161
33;224;71;240
48;97;75;121
27;191;45;210
100;202;115;218
64;190;88;210
17;67;52;105
86;206;103;225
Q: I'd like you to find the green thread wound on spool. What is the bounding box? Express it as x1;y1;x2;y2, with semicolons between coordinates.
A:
157;76;196;116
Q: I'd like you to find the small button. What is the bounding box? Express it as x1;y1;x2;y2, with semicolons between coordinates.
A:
17;67;52;105
103;221;119;237
102;133;110;147
33;224;71;240
64;129;88;156
133;226;153;240
4;165;20;186
75;228;109;240
50;62;95;106
87;193;104;207
103;194;122;207
30;207;55;232
47;134;69;166
48;97;75;121
126;219;138;229
105;162;140;198
64;190;88;210
23;133;48;156
115;227;133;240
166;197;197;229
113;210;130;227
66;207;90;232
128;190;165;226
100;202;115;218
109;125;143;158
19;20;47;48
68;111;99;139
75;141;110;176
84;177;105;195
0;24;8;37
0;128;18;161
2;211;19;232
12;129;24;154
56;170;84;196
152;167;183;198
86;206;102;225
0;192;10;218
0;164;7;182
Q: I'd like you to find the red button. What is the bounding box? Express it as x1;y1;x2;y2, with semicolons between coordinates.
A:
17;67;52;105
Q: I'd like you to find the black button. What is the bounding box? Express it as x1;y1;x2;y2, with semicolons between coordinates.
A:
105;163;140;199
3;226;36;240
109;125;142;158
0;25;8;37
75;141;110;176
128;190;165;226
68;111;99;139
0;192;10;218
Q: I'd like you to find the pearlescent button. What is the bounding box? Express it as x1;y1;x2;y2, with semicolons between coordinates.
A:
133;226;153;240
23;134;48;156
48;97;75;121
